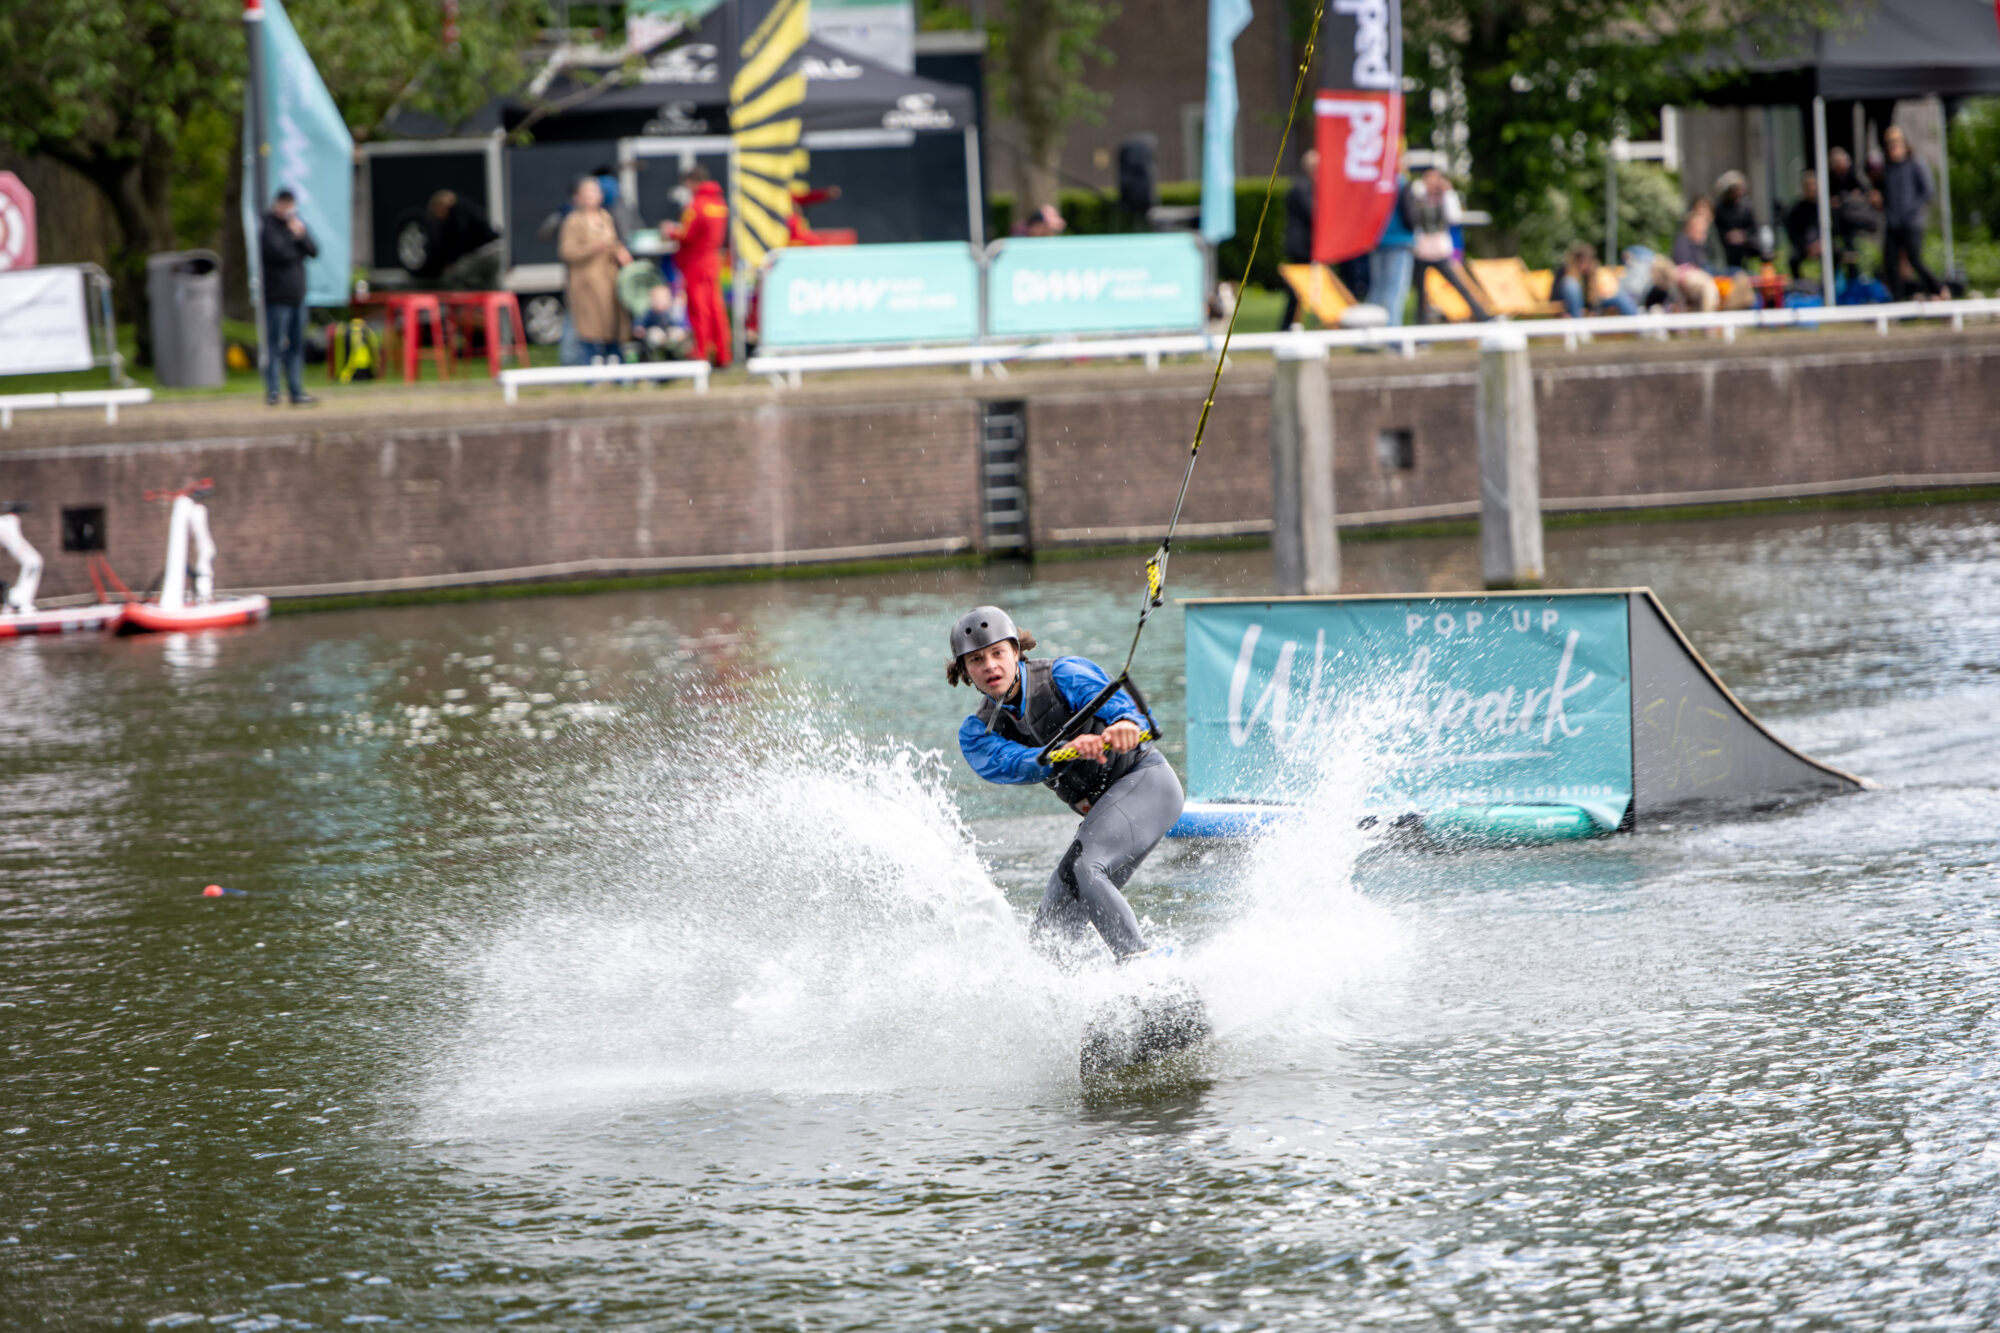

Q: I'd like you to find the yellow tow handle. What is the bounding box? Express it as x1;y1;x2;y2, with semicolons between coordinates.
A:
1045;730;1155;765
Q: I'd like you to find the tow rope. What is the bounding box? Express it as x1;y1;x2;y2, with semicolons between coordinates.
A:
1039;0;1328;767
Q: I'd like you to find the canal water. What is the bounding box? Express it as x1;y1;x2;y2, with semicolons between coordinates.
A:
6;502;1999;1331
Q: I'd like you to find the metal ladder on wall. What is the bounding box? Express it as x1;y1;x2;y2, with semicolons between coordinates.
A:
981;401;1028;555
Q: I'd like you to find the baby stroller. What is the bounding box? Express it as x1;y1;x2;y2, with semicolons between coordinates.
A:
617;262;694;362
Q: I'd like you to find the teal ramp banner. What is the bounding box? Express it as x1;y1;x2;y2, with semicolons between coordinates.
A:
1185;596;1634;828
986;234;1207;337
759;243;982;348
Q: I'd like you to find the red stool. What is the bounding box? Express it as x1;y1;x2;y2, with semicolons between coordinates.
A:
439;291;530;377
381;293;451;383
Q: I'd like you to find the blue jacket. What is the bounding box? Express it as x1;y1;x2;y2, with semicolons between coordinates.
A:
1376;174;1414;249
959;656;1143;785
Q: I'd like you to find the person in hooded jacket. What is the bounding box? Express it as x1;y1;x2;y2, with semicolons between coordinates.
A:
668;167;732;367
258;188;318;406
949;606;1184;966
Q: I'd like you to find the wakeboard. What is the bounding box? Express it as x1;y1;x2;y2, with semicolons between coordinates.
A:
1079;974;1211;1079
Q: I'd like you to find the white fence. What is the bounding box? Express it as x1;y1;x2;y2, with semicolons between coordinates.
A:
0;388;154;429
499;359;710;404
739;296;2000;387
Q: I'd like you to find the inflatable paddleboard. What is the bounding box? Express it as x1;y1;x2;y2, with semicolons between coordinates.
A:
1080;974;1211;1079
118;594;270;635
0;604;126;637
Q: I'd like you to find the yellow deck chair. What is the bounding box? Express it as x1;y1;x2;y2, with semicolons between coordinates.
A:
1466;257;1563;318
1421;265;1492;322
1277;263;1358;327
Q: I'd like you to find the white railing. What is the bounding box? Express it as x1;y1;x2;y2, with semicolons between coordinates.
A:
0;388;154;429
744;297;2000;385
499;359;710;404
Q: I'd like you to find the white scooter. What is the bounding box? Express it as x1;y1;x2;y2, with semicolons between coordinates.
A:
0;503;127;637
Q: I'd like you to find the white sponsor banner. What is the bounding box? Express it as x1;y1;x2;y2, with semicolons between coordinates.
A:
0;266;94;376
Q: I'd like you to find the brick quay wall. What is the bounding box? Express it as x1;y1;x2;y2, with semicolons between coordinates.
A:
2;328;1996;603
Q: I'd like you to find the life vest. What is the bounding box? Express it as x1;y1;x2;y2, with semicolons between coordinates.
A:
976;657;1145;813
329;318;380;383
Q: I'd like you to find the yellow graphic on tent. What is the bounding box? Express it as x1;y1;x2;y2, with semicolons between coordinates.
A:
730;0;810;269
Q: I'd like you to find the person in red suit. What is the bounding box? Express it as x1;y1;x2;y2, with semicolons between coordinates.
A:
785;181;842;246
669;167;732;367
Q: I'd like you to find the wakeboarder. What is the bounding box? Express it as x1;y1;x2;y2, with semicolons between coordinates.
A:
948;606;1185;966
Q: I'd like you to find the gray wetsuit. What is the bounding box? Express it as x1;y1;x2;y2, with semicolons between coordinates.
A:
1032;748;1185;961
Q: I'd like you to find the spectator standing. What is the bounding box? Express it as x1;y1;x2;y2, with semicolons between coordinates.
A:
257;187;318;407
558;175;631;362
428;191;503;290
1880;125;1941;300
1279;150;1317;329
1405;167;1490;323
669;166;732;367
1556;241;1637;318
785;180;842;246
1712;171;1761;272
1784;169;1822;280
1369;171;1415;326
1826;147;1876;286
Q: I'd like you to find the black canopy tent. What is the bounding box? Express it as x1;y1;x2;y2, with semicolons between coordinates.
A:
1725;0;2000;101
501;30;981;247
508;37;976;141
1708;0;2000;300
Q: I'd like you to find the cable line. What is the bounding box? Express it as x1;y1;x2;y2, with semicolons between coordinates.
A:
1038;0;1329;765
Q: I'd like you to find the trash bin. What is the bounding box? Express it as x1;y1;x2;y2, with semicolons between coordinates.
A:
145;249;225;388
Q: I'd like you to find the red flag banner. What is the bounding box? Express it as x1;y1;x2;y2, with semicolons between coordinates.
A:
1311;0;1403;264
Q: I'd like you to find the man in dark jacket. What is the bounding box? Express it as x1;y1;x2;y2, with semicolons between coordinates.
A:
1825;147;1875;286
1783;169;1822;280
258;188;318;406
1278;150;1317;329
428;190;504;290
1879;125;1940;301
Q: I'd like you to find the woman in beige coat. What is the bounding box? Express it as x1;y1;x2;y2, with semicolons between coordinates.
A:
558;176;631;359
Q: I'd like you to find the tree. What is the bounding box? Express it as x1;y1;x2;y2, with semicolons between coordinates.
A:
1950;97;2000;240
283;0;543;142
1398;0;1836;247
0;0;540;364
990;0;1118;216
0;0;242;363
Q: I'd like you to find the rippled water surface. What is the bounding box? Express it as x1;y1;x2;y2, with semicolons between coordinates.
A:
6;503;2000;1331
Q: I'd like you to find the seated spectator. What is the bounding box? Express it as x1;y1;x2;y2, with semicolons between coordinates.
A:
1712;171;1763;272
1784;169;1822;280
1556;240;1638;318
1826;147;1875;285
1021;204;1067;237
633;281;692;360
1405;166;1490;323
428;190;504;291
1668;200;1722;313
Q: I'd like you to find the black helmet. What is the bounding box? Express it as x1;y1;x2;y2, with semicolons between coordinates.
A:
949;605;1019;659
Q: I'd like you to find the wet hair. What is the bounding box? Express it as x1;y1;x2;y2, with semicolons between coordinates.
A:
945;629;1037;687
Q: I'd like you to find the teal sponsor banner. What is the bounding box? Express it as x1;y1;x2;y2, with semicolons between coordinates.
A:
1185;596;1634;828
241;0;354;307
986;234;1206;337
760;243;981;348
